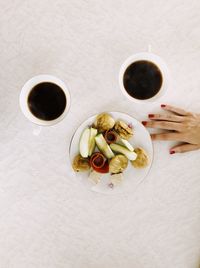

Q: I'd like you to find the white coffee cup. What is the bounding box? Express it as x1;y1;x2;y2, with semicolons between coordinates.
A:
119;52;171;103
19;74;71;126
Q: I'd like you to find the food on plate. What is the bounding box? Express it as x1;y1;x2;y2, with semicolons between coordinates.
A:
94;113;115;132
104;130;117;144
120;138;134;151
71;112;150;189
109;155;128;174
114;120;133;140
95;134;114;159
88;128;98;156
88;170;102;184
110;173;124;186
80;127;98;158
110;143;137;160
72;154;90;172
92;160;109;173
131;147;149;168
79;128;90;158
90;152;106;169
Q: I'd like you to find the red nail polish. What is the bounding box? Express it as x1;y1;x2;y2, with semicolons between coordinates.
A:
148;114;154;118
161;104;166;108
142;121;147;126
170;150;175;154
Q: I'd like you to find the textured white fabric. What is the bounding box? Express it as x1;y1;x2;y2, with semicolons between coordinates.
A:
0;0;200;267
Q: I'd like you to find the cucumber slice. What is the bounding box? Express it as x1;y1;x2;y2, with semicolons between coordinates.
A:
95;134;114;159
79;128;90;158
110;143;137;160
88;128;98;156
121;138;134;151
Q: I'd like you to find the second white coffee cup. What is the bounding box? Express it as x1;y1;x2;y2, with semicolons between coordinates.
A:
119;52;171;103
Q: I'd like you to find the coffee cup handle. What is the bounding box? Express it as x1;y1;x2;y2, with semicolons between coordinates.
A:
33;126;42;136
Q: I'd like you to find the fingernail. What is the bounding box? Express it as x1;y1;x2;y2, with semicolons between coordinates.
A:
170;150;175;154
161;104;166;108
148;114;154;118
142;121;147;126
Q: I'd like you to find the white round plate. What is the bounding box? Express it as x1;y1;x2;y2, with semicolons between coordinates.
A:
69;112;153;194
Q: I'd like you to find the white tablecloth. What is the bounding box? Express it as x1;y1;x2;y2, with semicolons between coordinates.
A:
0;1;200;267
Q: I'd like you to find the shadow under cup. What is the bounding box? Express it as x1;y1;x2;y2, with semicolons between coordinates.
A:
119;53;170;103
19;75;70;126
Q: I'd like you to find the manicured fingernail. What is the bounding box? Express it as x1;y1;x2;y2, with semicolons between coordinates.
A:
161;104;166;108
148;114;154;118
142;121;147;126
170;150;175;154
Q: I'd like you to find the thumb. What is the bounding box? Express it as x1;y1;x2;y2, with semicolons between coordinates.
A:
170;143;200;154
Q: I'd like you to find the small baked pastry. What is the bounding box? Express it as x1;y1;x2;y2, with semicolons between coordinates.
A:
114;120;133;140
131;148;149;168
72;154;90;172
109;155;128;174
94;113;115;132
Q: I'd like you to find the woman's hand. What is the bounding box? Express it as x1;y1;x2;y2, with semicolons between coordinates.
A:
142;104;200;154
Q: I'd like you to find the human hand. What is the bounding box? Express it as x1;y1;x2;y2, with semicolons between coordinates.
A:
142;104;200;154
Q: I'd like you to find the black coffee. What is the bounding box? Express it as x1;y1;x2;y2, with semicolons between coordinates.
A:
123;60;163;100
28;82;67;121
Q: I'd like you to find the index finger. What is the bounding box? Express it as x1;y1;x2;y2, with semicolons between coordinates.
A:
161;104;191;116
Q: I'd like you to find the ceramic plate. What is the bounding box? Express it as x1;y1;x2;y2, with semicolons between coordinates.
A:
69;112;153;194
